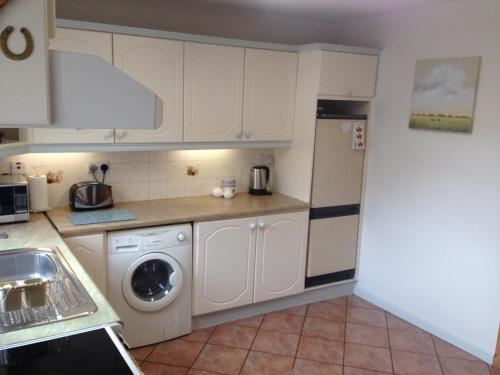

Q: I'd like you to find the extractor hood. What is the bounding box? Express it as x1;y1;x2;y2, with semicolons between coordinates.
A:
46;50;162;129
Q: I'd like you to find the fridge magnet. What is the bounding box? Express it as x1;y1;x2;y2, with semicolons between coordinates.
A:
409;56;481;133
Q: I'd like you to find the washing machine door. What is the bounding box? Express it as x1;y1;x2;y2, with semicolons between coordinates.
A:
122;252;183;312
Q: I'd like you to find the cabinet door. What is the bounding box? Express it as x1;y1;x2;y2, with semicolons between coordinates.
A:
243;49;297;141
184;43;244;142
64;234;107;296
193;217;256;315
254;211;308;303
0;0;50;125
319;51;378;97
32;28;114;144
113;35;183;143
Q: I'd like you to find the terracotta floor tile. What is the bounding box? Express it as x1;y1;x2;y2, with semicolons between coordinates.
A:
291;358;343;375
386;313;423;333
279;304;308;316
347;307;387;328
323;296;347;306
432;336;479;361
187;370;215;375
344;343;393;373
261;312;304;334
307;302;346;322
348;295;383;310
302;317;345;341
343;367;393;374
129;344;156;361
192;344;247;375
183;327;216;343
296;336;344;365
346;323;390;348
240;351;294;375
141;362;189;375
251;330;300;356
389;330;435;355
391;350;442;375
148;339;204;367
440;357;491;375
208;324;258;349
229;314;264;329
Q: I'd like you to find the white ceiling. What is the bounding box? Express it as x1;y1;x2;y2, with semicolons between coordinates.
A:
188;0;465;22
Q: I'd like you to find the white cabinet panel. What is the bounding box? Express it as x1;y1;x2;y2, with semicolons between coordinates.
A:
113;35;183;143
184;43;244;142
193;217;256;315
254;211;308;303
32;28;114;144
64;234;107;296
0;0;50;125
243;49;297;141
319;51;378;97
49;28;112;63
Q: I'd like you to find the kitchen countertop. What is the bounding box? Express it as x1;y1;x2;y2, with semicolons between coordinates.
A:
47;193;309;236
0;214;121;348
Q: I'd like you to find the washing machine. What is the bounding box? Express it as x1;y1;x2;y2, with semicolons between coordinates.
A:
107;224;192;348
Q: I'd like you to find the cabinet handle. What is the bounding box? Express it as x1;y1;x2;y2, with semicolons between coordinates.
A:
236;131;242;140
116;130;127;140
244;132;251;139
258;222;265;230
249;223;256;230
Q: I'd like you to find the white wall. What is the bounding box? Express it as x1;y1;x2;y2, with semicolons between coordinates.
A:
331;0;500;362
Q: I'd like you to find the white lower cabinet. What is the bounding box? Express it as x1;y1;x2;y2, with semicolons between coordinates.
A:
193;211;308;315
193;217;256;315
64;234;107;296
254;211;309;303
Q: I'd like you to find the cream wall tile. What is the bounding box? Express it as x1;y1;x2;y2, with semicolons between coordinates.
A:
167;161;186;180
112;182;131;203
150;151;168;163
185;180;203;197
150;181;168;200
107;163;130;183
130;151;151;163
149;163;167;181
130;182;150;201
167;181;185;198
129;163;150;182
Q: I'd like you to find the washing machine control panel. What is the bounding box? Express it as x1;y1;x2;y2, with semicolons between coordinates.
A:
108;224;192;254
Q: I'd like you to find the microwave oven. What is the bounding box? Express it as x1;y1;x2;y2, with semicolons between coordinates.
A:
0;175;29;224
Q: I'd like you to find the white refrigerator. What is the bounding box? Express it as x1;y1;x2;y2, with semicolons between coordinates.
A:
306;115;366;288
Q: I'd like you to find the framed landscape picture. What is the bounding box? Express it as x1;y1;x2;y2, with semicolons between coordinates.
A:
409;57;481;133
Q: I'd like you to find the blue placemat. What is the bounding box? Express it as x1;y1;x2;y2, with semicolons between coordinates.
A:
68;209;137;226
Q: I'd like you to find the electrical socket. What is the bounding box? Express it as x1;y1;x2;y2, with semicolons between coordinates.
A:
259;154;275;165
89;161;110;175
10;162;26;175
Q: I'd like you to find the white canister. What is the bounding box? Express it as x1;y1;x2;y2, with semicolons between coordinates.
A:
27;175;50;212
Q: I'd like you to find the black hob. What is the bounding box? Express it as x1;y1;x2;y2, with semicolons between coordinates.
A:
0;329;135;375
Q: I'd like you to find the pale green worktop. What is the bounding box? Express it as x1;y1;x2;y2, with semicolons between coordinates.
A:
0;214;120;348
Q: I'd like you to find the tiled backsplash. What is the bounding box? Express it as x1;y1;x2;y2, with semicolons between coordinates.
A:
0;149;274;208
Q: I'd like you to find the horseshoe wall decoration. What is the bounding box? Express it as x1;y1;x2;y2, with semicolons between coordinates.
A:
0;26;34;61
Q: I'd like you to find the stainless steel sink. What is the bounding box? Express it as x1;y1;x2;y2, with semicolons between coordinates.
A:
0;248;98;333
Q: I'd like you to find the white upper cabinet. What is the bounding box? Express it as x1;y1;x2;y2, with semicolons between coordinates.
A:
49;28;112;63
113;35;183;143
319;51;378;97
243;49;297;141
193;217;256;315
0;0;50;125
32;28;114;144
254;211;308;303
184;43;244;142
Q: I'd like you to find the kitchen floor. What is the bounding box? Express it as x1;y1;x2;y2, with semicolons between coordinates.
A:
129;295;497;375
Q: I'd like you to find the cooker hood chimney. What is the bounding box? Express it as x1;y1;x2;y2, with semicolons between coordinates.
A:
47;50;162;129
